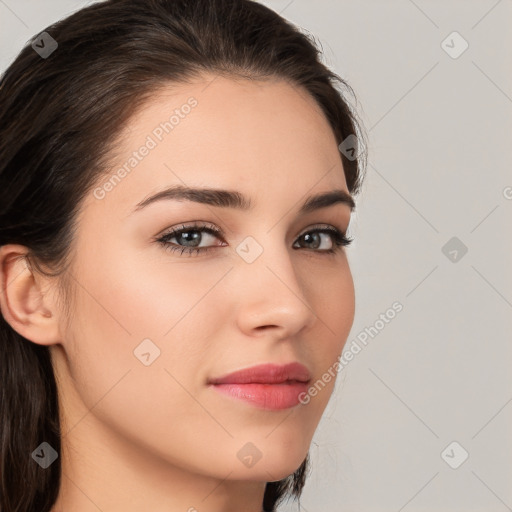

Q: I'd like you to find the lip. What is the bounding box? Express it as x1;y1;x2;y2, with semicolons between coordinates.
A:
208;362;311;385
208;362;311;411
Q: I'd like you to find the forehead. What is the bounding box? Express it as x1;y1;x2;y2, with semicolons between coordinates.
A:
83;73;349;219
113;73;341;166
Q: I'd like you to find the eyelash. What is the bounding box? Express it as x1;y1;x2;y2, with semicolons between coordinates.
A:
155;222;353;257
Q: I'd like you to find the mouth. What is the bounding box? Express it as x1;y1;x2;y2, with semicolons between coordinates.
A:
207;362;311;410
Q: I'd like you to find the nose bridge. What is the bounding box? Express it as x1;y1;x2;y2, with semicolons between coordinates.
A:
233;230;317;334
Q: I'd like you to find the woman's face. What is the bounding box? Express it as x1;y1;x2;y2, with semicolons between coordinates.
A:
52;74;355;484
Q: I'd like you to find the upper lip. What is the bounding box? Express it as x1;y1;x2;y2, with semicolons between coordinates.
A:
208;362;311;385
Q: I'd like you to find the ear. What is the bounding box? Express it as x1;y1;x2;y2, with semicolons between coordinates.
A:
0;244;62;345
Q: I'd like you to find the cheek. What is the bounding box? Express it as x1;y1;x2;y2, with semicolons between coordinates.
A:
60;249;235;470
326;264;355;347
304;256;355;351
73;230;221;332
62;242;227;404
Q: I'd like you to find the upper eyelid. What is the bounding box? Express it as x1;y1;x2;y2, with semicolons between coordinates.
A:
160;222;223;239
161;221;345;236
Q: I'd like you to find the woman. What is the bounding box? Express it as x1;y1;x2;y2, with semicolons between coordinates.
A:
0;0;367;510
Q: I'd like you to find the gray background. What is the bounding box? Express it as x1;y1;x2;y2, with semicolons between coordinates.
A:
1;1;511;511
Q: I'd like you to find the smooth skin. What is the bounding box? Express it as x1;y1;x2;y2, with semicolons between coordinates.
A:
0;74;355;512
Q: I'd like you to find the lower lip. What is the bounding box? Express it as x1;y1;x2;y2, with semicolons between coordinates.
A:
210;382;310;410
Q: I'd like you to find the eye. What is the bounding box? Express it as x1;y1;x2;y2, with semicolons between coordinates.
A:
155;222;353;257
155;222;226;257
293;225;353;253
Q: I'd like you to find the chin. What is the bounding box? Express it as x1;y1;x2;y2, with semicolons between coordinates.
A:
240;449;308;482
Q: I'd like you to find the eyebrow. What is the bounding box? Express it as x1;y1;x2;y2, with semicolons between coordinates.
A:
133;185;355;214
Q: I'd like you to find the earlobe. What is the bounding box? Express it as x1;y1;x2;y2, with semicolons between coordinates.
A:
0;244;61;345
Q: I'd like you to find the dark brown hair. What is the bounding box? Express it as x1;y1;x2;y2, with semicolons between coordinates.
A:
0;0;367;510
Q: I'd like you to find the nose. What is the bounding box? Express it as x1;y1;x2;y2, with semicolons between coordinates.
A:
233;239;319;339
